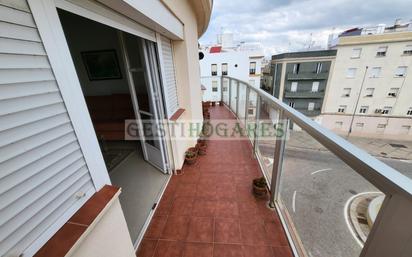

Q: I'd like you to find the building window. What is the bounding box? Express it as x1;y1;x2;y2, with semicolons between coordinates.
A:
222;63;228;75
338;105;346;113
359;106;369;114
308;102;315;111
249;62;256;75
388;88;399;97
403;45;412;55
355;123;364;130
212;81;218;92
401;125;411;135
342;88;351;97
407;108;412;115
335;121;343;129
365;88;374;97
293;63;300;74
351;48;362;58
377;124;386;133
311;81;319;92
290;82;298;92
395;66;407;77
346;68;356;78
382;106;392;115
370;67;382;78
289;102;295;108
376;46;388;57
222;80;228;91
211;64;217;76
315;62;323;74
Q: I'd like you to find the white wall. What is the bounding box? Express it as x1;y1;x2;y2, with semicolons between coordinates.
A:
322;35;412;138
200;50;263;101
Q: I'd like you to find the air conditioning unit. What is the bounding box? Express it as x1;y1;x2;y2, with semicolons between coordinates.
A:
388;93;396;97
375;109;382;113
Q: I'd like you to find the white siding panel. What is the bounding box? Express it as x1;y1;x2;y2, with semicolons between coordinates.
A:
0;0;30;12
159;35;179;117
0;21;40;41
0;37;45;55
0;53;50;69
0;102;66;131
0;3;97;256
0;68;54;84
0;4;35;27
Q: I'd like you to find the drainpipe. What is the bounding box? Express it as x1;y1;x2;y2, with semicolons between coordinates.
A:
348;66;368;137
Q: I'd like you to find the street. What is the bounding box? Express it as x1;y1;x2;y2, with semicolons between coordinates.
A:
279;146;412;257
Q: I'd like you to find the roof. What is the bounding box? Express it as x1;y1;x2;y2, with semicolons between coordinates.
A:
210;46;222;53
272;50;337;60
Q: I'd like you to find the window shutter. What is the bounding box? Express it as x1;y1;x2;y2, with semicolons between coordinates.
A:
0;2;96;256
158;35;179;118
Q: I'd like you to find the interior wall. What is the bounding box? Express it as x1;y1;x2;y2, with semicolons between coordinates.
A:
58;9;130;96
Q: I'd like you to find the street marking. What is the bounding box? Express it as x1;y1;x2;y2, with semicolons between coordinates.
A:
343;191;382;248
311;168;332;175
292;190;297;213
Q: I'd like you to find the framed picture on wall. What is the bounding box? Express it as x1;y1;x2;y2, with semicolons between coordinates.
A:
81;49;122;81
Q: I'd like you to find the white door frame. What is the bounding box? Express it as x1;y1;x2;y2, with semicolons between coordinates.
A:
28;0;175;188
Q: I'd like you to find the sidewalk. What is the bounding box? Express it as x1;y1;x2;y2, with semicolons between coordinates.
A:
287;131;412;160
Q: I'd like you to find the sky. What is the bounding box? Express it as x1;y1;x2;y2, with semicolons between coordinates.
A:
199;0;412;57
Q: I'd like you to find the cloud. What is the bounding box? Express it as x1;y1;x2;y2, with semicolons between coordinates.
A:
200;0;412;56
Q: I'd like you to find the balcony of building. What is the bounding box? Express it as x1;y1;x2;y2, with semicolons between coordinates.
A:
284;90;324;99
293;108;321;116
137;76;412;257
286;72;329;80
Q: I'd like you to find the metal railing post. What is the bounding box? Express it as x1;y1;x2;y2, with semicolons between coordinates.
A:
228;78;232;110
220;76;224;104
269;110;288;207
361;194;412;257
235;81;240;117
253;96;261;155
245;87;250;124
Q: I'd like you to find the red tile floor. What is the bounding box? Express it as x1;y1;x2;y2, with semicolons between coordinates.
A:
136;105;294;257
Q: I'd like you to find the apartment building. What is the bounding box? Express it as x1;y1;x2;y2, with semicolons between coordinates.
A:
322;26;412;140
269;50;336;119
0;0;212;256
199;33;264;102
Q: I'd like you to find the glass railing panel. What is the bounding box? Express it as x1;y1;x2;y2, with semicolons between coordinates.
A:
246;89;258;143
255;99;281;183
278;122;385;257
230;80;238;113
222;77;229;105
237;82;247;123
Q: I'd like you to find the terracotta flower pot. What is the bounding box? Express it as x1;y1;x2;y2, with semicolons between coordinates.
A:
185;147;198;165
197;142;207;155
252;177;268;198
211;101;216;106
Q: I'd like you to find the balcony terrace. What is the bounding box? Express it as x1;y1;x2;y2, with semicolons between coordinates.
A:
136;105;293;257
284;91;324;99
137;76;412;257
286;72;329;80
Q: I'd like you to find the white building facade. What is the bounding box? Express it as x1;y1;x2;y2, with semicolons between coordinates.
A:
200;33;264;102
321;31;412;140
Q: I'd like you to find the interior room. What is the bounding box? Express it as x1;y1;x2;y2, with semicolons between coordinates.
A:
57;9;169;245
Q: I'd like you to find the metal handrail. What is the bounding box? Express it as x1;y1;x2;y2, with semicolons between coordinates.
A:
220;75;412;199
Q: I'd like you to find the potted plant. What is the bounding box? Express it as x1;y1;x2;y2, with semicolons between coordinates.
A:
211;101;216;106
185;148;198;165
252;177;268;198
196;141;207;155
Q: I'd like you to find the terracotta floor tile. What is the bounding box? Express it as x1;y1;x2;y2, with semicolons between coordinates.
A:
214;200;239;218
153;240;184;257
174;183;197;198
191;199;216;217
214;218;241;244
213;243;244;257
240;221;268;246
183;242;213;257
155;196;174;216
186;216;214;243
242;245;274;257
272;246;293;257
161;216;190;240
136;239;158;257
170;197;195;216
145;215;168;239
264;221;289;247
